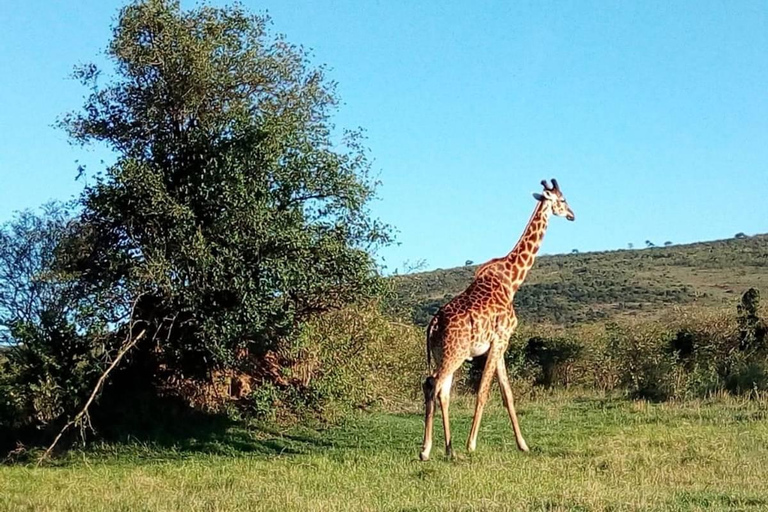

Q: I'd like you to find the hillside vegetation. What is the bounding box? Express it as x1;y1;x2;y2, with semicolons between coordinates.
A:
392;234;768;326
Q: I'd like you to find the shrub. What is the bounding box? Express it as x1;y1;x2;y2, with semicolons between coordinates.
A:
523;335;583;388
723;354;768;395
737;288;767;352
661;304;767;397
240;302;423;421
603;322;685;401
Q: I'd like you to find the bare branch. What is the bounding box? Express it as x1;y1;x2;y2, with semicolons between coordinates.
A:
37;293;150;465
37;327;147;465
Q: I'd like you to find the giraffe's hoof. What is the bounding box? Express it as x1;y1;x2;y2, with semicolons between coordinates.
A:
518;441;530;453
419;451;430;461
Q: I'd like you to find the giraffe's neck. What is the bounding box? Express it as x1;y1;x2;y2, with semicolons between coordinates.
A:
502;200;551;293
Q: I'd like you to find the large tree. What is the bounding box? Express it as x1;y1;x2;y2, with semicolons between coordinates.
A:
62;0;390;375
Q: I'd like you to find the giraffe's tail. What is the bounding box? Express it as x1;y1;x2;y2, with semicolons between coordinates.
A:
425;314;439;372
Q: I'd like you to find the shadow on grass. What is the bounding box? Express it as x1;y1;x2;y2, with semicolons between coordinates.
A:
89;394;341;459
673;490;768;509
2;390;342;465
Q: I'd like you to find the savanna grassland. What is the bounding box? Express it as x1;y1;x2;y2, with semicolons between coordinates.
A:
2;393;768;512
2;2;767;511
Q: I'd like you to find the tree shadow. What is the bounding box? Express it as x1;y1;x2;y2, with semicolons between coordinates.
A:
89;392;339;459
4;363;378;464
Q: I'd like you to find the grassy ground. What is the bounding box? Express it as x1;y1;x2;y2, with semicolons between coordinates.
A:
2;393;768;511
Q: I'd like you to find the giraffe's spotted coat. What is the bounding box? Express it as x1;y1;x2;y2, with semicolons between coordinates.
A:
419;179;575;461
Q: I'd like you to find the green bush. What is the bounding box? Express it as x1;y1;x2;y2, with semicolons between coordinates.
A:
240;302;423;421
244;382;282;421
600;323;682;401
724;355;768;395
737;288;767;352
662;303;768;397
523;335;583;388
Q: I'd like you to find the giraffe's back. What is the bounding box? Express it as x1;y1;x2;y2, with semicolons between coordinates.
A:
427;277;515;369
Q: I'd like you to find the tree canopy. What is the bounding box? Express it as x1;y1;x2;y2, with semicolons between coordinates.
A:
62;0;390;372
1;0;391;448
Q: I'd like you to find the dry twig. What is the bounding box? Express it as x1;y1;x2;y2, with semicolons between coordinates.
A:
37;295;150;466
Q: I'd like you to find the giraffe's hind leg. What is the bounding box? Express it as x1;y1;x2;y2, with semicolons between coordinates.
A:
420;375;436;461
437;373;455;458
421;356;463;461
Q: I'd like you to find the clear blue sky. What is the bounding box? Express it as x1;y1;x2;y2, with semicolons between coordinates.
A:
1;1;767;273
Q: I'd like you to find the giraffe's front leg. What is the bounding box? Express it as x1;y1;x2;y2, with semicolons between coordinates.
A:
467;349;501;452
496;357;529;452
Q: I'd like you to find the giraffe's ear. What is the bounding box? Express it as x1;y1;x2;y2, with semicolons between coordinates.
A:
532;193;545;201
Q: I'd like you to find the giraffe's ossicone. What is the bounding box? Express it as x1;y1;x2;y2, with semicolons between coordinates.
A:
420;179;575;461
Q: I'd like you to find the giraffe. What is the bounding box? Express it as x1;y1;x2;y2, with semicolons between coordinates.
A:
419;179;575;461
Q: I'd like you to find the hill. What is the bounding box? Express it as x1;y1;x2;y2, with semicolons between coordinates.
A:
391;234;768;326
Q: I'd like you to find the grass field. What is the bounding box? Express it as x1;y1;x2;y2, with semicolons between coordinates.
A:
2;393;768;511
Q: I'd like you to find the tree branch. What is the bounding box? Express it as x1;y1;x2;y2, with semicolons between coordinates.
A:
37;328;147;465
36;294;150;465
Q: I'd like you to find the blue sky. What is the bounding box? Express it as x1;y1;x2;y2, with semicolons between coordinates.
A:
1;1;766;273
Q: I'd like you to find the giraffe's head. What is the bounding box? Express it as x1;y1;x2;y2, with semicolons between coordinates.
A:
533;179;575;221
